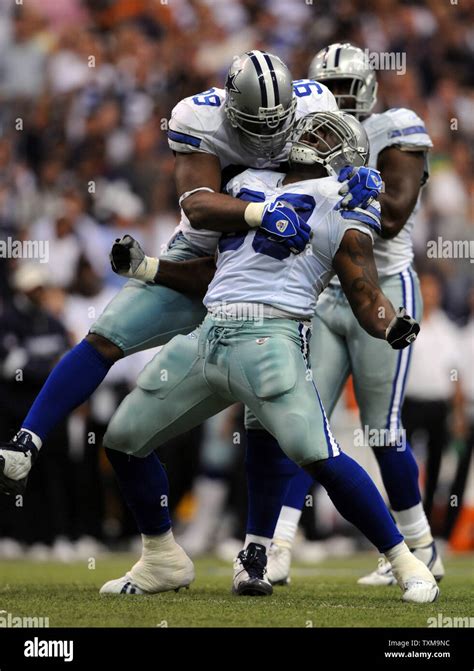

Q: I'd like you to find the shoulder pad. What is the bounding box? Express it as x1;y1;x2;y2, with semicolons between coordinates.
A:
168;88;226;153
366;108;432;151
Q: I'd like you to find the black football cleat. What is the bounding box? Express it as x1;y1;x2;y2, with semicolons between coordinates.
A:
232;542;273;596
0;431;38;496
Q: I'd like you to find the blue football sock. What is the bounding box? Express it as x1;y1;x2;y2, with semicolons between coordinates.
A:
311;453;403;553
105;448;171;536
245;430;301;538
22;340;114;442
284;464;314;510
374;441;421;512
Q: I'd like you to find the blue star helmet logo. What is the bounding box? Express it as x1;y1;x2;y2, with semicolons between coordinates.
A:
226;71;241;94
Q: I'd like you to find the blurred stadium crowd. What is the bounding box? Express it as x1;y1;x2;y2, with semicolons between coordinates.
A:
0;0;472;561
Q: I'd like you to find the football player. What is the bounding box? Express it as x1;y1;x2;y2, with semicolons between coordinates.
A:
255;43;444;588
0;52;381;580
100;110;438;604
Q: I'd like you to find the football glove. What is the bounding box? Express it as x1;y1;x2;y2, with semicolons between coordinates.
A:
259;199;311;254
337;166;384;209
386;307;420;349
110;235;159;282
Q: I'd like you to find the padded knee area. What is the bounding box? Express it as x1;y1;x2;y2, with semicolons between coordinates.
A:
276;412;328;466
86;332;123;362
103;397;141;455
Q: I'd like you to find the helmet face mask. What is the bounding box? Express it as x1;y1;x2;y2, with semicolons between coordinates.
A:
289;111;370;176
226;99;297;155
308;43;378;119
225;50;297;157
323;76;372;118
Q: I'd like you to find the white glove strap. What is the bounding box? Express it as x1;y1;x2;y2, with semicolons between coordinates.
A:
136;256;159;283
244;202;266;228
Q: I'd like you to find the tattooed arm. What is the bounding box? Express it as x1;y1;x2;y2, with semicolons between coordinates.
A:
332;229;396;339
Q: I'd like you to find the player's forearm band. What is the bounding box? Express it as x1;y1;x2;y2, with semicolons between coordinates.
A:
178;187;215;208
138;256;160;283
244;202;266;228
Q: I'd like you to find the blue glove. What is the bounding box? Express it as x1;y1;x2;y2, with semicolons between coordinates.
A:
337;166;384;209
260;199;311;254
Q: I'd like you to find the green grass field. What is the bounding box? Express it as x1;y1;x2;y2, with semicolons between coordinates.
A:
0;553;472;628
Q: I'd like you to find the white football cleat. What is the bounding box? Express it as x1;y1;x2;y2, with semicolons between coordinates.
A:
411;542;445;581
401;577;439;604
389;547;439;604
358;541;444;587
357;558;397;586
267;542;291;586
100;573;147;595
100;531;195;595
232;543;273;596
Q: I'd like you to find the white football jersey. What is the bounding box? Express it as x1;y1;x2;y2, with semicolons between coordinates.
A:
168;80;338;253
363;107;432;276
204;169;376;319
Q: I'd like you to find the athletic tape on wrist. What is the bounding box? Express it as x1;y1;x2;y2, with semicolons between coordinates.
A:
244;201;266;228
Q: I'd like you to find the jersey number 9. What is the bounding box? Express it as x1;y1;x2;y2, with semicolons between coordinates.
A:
192;88;221;106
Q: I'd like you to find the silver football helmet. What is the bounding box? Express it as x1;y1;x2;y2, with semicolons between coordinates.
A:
289;111;369;176
308;43;377;118
225;50;297;158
